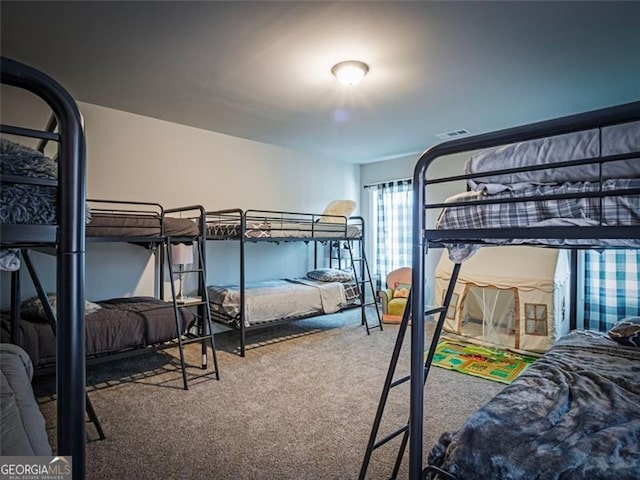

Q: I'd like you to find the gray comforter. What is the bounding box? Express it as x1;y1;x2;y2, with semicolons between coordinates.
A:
0;343;51;455
427;331;640;480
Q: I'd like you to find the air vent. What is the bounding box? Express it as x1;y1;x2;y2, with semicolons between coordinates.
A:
435;128;470;140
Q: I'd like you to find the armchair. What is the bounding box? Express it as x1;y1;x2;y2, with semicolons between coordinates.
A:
379;267;411;324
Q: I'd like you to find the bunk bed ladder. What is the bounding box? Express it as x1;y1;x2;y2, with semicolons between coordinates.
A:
344;240;382;334
20;250;106;441
166;237;220;390
358;263;461;479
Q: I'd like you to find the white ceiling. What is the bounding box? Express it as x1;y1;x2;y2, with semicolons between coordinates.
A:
2;1;639;164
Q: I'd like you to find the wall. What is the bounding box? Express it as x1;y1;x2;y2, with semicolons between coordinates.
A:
359;149;472;303
1;101;360;308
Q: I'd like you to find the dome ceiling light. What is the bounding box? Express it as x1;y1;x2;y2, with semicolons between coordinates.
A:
331;60;369;86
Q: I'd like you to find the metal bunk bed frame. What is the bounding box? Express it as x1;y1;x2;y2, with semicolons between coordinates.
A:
358;100;640;479
1;56;87;479
29;199;220;390
205;208;382;356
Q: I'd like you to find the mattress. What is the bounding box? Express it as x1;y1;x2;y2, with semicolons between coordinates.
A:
208;279;359;328
435;179;640;262
0;297;194;368
427;330;640;480
87;213;199;238
206;219;361;240
465;120;640;193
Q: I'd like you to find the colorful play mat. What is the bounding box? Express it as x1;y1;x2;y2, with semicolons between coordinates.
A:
431;340;538;384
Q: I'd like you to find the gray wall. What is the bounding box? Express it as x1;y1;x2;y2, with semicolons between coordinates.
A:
1;99;360;308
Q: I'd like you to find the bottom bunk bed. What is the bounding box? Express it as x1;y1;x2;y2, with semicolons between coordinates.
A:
1;296;194;369
425;325;640;480
207;269;362;352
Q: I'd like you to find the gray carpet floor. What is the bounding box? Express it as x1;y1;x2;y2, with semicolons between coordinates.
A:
33;308;503;479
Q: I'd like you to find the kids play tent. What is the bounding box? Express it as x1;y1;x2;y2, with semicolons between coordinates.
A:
435;246;571;353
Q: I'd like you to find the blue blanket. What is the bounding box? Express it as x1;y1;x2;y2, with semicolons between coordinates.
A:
427;330;640;480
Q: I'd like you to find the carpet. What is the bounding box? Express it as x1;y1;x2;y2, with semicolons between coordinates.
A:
431;340;537;384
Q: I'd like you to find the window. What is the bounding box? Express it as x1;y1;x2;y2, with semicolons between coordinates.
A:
525;303;548;336
584;249;640;332
369;180;412;286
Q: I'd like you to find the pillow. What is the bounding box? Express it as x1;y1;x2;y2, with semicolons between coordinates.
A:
318;200;356;223
20;294;102;322
307;268;353;283
393;282;411;299
607;317;640;347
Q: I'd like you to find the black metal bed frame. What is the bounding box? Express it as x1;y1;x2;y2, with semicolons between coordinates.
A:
1;58;219;478
1;57;87;479
358;100;640;480
411;100;640;480
8;199;219;391
205;208;382;356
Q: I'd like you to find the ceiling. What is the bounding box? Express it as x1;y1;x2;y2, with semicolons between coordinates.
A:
1;1;639;164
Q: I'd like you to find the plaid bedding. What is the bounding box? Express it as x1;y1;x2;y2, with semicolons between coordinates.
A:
206;219;361;240
435;179;640;261
206;220;271;239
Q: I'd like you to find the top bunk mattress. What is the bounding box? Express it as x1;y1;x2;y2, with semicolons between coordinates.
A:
427;118;640;262
206;219;362;240
86;213;199;238
464;120;640;193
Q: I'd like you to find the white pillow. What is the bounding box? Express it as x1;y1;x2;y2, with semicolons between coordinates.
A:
319;200;356;223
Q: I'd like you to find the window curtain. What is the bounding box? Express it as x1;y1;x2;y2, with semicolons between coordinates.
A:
371;179;412;288
584;249;640;332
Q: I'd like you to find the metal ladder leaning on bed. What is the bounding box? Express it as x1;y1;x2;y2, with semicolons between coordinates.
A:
357;266;458;480
330;237;383;334
166;235;220;390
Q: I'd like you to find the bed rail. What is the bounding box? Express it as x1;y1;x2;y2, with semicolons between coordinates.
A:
205;207;361;241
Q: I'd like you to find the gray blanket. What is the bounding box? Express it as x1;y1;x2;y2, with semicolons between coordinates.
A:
427;330;640;480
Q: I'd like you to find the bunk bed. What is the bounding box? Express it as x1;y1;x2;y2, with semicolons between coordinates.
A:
1;56;87;479
2;184;219;390
1;58;218;477
205;208;382;356
359;101;640;480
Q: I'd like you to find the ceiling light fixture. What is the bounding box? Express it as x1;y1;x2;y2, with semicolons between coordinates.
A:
331;60;369;86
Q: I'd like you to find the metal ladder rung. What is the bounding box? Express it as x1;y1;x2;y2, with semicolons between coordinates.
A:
425;306;446;316
373;424;409;450
178;268;203;274
390;374;410;388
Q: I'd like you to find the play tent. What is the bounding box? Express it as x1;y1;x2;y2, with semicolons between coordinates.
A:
434;246;571;353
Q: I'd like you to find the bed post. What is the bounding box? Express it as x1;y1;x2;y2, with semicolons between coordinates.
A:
2;57;88;480
240;212;247;356
409;150;427;480
569;250;579;330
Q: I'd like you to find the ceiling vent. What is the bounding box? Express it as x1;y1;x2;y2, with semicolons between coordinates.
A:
435;128;470;140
